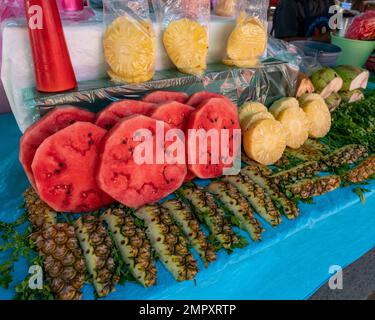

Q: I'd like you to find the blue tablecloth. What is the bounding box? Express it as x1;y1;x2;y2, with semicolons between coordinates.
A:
0;112;374;300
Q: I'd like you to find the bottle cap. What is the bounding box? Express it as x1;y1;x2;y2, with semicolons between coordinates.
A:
61;0;84;12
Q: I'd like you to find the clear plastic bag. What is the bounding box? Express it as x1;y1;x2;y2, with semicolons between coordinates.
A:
152;0;211;76
213;0;241;18
221;0;269;68
102;0;156;83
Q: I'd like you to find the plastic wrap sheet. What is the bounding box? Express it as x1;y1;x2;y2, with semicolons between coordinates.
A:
21;60;298;131
0;112;374;300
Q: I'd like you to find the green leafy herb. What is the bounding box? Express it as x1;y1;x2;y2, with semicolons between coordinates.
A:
353;187;370;205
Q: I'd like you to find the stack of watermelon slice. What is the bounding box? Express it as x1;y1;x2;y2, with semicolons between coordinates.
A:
19;91;240;211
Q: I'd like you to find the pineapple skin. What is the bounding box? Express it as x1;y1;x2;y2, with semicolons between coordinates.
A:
24;188;86;300
178;185;244;251
345;155;375;183
135;205;198;281
322;145;368;169
285;175;341;199
241;166;300;220
208;181;264;241
161;199;217;267
75;216;119;298
101;207;157;287
223;174;282;227
241;152;273;176
270;161;321;186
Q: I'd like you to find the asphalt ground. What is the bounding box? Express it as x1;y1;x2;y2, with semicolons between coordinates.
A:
310;248;375;300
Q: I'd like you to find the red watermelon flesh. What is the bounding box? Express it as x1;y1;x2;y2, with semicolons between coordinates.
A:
187;98;241;179
151;102;194;131
187;91;238;112
32;122;113;212
20;106;95;188
97;115;187;208
95;100;156;130
184;171;196;182
142;91;189;104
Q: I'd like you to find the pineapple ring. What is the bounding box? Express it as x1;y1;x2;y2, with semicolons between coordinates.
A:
243;119;287;165
269;97;300;118
239;102;267;128
227;14;267;61
163;19;208;75
298;93;325;106
242;111;274;132
103;17;156;84
302;100;332;138
277;107;309;149
222;58;260;68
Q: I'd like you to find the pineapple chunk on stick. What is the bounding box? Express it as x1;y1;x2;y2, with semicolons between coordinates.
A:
177;185;246;251
101;207;157;287
223;174;282;227
161;199;216;267
134;205;198;281
285;175;341;199
207;181;264;241
241;166;300;220
75;216;119;298
163;19;208;75
24;188;86;300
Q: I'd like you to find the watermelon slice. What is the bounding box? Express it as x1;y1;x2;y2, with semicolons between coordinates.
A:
95;100;156;130
151;101;194;131
187;91;238;112
20;106;95;188
97;115;187;208
187;98;241;179
32;122;113;212
142;91;189;104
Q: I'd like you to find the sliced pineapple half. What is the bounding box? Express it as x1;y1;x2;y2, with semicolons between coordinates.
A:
242;111;274;132
163;18;208;75
302;99;332;138
277;107;309;149
269;97;299;118
239;102;267;128
243;119;287;165
103;17;156;84
227;12;267;62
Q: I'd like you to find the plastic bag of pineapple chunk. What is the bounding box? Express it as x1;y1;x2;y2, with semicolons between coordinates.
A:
103;0;156;84
152;0;210;76
223;0;269;68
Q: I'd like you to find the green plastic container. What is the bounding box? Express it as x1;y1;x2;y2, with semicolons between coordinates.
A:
331;33;375;67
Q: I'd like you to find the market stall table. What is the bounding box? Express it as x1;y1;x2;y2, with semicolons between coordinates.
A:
0;111;374;300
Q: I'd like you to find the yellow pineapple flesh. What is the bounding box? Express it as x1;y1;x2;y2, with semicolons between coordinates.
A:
243;119;287;165
103;17;156;84
277;107;309;149
227;13;267;62
163;18;208;75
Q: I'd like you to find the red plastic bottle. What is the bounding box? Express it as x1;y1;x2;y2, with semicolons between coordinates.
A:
24;0;77;92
